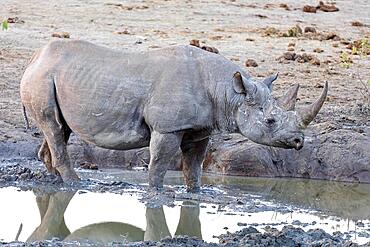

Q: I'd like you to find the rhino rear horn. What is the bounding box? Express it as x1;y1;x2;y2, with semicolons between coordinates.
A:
263;73;279;91
298;81;328;128
277;83;299;111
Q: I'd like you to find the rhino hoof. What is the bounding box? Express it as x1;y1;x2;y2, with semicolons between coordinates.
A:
60;170;80;183
186;186;201;193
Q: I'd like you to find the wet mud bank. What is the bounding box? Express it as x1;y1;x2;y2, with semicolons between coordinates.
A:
204;125;370;183
2;228;368;247
1;123;369;183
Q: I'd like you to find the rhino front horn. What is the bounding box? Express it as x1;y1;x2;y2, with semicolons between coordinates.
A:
298;81;328;128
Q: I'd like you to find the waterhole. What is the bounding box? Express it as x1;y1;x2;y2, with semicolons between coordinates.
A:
1;170;370;245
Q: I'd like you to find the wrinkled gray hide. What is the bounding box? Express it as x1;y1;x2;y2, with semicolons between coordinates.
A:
20;40;327;191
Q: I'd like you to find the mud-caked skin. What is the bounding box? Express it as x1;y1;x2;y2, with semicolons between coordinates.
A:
20;40;328;191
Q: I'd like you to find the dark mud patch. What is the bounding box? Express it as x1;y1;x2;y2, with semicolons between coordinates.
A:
0;164;138;195
2;226;368;247
219;225;361;247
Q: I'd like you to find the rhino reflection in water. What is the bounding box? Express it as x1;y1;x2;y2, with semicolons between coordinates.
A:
27;191;201;244
20;40;328;191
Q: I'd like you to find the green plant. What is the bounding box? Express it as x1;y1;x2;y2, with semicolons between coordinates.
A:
340;38;370;105
352;38;370;57
339;51;352;68
1;19;8;30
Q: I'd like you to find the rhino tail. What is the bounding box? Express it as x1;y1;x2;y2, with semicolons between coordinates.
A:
22;104;30;131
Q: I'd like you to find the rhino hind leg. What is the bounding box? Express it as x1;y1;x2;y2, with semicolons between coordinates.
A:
38;139;59;176
180;137;209;192
148;131;183;189
37;105;79;182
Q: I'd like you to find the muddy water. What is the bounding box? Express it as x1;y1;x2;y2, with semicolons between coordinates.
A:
1;170;370;245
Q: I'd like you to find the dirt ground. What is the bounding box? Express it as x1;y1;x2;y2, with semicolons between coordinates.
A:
1;2;369;245
0;0;369;143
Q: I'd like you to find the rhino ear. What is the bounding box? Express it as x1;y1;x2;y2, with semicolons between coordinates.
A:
233;72;256;96
233;72;245;94
263;73;279;91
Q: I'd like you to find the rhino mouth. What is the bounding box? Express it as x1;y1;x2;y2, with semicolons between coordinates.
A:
270;135;304;150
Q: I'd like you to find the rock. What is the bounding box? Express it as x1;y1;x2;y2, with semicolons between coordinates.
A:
292;220;302;225
296;53;320;65
356;222;365;227
255;14;268;19
297;53;310;63
279;3;290;11
189;40;219;54
284;25;302;37
313;48;324;53
7;17;25;24
262;27;280;37
351;21;364;27
358;231;370;238
201;46;219;54
303;2;339;13
79;162;98;170
340;40;351;45
304;26;316;33
113;30;130;35
218;225;360;247
318;1;339;12
245;59;258;67
310;57;321;65
51;32;70;38
281;52;297;61
303;5;317;13
203;128;370;183
324;32;341;41
189;39;200;47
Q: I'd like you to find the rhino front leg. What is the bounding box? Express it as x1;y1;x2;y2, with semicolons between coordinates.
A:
148;131;183;189
144;206;171;241
181;137;209;192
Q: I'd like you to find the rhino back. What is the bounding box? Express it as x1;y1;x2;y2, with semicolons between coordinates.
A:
27;40;244;148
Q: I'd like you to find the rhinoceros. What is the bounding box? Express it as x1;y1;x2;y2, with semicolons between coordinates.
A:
20;40;328;191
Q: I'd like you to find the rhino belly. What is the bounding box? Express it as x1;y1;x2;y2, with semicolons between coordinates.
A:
56;81;150;150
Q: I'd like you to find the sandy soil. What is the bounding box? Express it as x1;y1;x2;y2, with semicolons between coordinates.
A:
0;0;369;143
0;2;369;245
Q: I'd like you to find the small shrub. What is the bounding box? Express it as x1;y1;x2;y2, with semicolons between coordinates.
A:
339;51;352;68
1;20;8;30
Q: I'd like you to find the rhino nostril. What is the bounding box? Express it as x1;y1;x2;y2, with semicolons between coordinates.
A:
293;138;301;144
293;137;303;150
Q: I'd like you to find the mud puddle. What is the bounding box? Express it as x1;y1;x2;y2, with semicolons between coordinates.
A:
1;166;370;245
